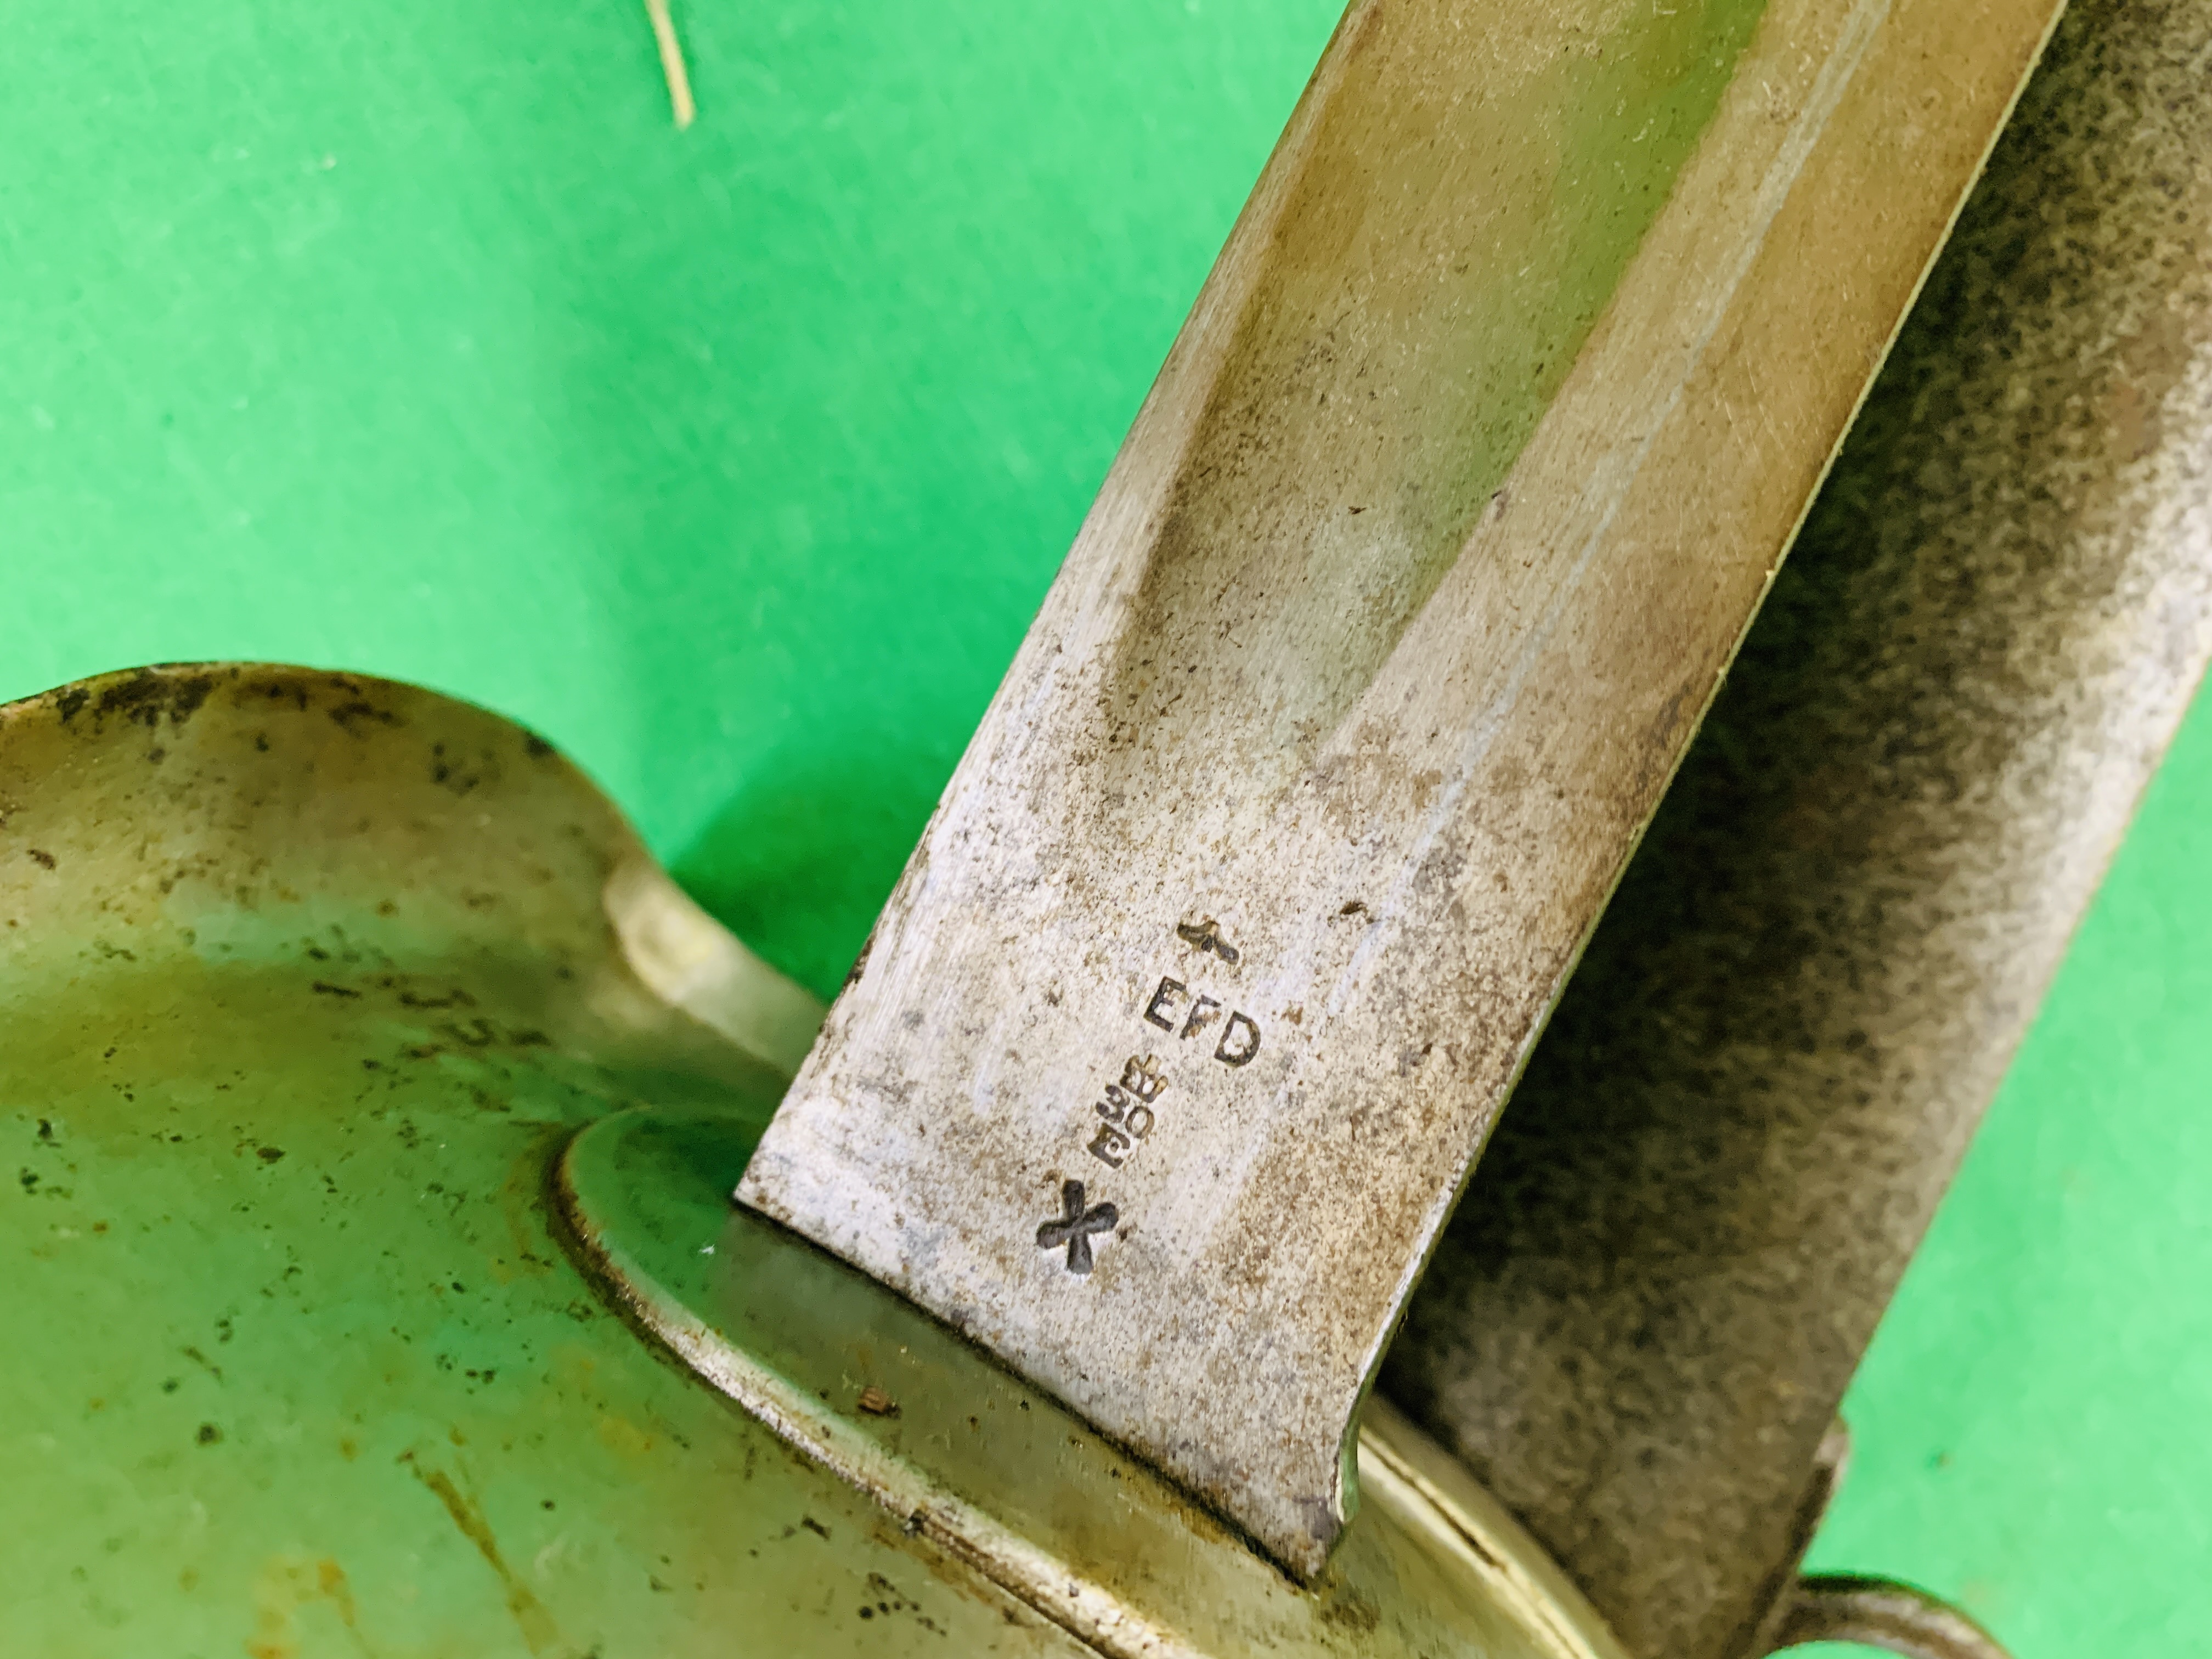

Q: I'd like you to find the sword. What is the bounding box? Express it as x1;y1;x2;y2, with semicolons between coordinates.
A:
9;0;2210;1654
738;0;2063;1595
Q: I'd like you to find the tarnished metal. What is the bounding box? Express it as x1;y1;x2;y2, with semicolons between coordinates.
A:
740;0;2064;1576
10;0;2205;1649
0;663;1632;1656
0;667;1101;1655
1763;1577;2014;1659
560;1103;1627;1659
1384;0;2212;1653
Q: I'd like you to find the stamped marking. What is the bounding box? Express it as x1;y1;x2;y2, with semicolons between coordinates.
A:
1143;976;1262;1066
1062;933;1269;1191
1175;917;1241;964
1088;1053;1166;1169
1036;1180;1119;1275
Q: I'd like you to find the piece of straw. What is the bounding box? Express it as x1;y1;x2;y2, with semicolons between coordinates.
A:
646;0;696;130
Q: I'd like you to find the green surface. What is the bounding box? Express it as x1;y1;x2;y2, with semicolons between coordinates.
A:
1;3;2203;1655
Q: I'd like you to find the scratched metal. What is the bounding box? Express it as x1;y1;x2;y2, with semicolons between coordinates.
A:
0;662;1638;1657
740;0;2064;1575
1385;2;2212;1655
558;1103;1629;1659
0;665;1102;1656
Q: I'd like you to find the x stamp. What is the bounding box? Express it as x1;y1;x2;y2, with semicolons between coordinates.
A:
1036;1181;1118;1276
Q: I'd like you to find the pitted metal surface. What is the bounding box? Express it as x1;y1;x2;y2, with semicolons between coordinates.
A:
1384;4;2212;1655
738;0;2061;1576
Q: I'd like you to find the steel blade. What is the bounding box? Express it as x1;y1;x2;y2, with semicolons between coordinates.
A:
741;0;2063;1576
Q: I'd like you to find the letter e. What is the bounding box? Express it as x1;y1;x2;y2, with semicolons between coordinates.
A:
1143;977;1187;1031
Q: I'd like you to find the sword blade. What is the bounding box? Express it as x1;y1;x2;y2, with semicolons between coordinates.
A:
742;0;2063;1576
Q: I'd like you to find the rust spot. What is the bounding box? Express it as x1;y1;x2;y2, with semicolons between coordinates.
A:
317;1559;360;1628
403;1454;562;1655
246;1554;365;1659
595;1413;657;1458
857;1385;899;1417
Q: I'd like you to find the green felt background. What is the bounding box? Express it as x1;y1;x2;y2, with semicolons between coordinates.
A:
2;2;2203;1652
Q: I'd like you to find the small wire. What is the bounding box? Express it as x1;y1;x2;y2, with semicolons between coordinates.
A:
645;0;696;130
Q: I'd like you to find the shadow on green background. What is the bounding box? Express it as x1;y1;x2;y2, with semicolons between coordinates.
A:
2;2;2204;1652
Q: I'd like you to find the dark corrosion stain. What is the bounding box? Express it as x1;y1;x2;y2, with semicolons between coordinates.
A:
329;701;399;736
403;1454;562;1656
247;678;314;713
428;741;495;795
311;982;362;999
158;670;215;725
397;988;477;1011
861;1571;938;1633
88;668;216;730
1316;1583;1382;1638
843;927;877;991
26;849;56;871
